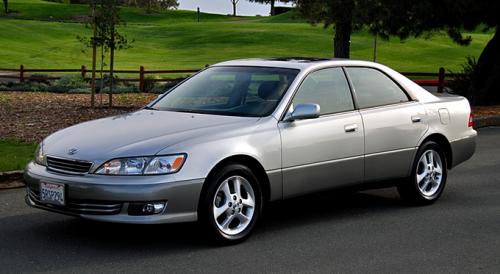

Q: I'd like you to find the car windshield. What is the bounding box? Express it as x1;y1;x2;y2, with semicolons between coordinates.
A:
152;66;300;117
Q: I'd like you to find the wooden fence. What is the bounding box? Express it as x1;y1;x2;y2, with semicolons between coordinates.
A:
0;65;202;92
0;65;452;93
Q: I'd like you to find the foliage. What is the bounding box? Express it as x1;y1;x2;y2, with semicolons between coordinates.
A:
448;56;477;98
53;74;87;89
43;0;70;4
128;0;178;13
0;74;88;92
2;0;8;14
247;0;295;16
77;0;131;53
0;139;37;172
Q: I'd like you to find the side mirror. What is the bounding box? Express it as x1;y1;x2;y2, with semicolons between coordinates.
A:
285;103;320;122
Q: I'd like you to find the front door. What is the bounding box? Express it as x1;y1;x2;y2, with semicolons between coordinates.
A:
279;67;365;198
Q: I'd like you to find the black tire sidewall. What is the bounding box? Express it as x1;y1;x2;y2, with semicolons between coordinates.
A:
198;163;262;244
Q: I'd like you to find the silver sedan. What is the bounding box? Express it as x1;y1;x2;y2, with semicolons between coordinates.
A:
25;58;477;243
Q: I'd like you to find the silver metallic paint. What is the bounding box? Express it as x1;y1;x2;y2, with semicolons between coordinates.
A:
25;59;477;224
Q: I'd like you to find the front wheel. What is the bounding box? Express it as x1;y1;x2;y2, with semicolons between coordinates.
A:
398;141;448;205
198;164;262;244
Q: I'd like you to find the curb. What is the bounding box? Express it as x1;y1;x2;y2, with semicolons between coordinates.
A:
473;116;500;129
0;170;25;190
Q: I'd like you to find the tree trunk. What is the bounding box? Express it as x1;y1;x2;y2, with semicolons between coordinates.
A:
109;19;115;107
232;0;237;16
270;0;275;16
90;0;97;108
333;17;352;58
470;28;500;105
3;0;7;13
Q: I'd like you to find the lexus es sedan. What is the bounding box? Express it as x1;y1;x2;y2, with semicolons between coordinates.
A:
25;58;476;243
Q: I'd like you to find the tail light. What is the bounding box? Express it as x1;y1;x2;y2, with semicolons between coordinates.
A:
468;112;473;128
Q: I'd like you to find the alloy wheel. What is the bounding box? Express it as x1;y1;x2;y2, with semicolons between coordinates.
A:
416;149;443;197
212;175;256;236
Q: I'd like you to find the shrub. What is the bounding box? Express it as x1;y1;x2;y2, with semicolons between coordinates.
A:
28;73;51;85
49;74;88;93
448;56;477;99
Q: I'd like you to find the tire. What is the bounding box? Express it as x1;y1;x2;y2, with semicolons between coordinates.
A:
397;141;448;205
198;163;263;244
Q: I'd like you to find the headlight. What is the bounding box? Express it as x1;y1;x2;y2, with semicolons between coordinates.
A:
95;154;186;175
34;143;46;166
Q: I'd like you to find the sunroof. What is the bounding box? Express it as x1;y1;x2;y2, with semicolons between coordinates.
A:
263;57;332;63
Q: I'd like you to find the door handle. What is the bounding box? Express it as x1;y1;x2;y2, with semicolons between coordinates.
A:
344;124;358;133
411;116;422;123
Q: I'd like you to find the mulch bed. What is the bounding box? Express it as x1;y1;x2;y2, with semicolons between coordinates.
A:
1;91;499;143
0;92;156;143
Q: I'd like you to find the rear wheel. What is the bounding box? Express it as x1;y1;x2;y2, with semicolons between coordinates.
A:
198;164;262;244
398;141;448;205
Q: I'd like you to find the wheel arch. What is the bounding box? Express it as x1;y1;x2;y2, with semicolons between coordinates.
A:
201;155;272;204
419;133;453;169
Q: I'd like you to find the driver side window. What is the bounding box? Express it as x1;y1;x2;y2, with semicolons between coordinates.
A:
292;67;354;116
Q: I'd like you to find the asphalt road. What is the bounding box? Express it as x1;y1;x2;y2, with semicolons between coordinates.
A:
1;128;499;273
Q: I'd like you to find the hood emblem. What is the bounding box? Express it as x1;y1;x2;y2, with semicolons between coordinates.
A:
67;148;78;155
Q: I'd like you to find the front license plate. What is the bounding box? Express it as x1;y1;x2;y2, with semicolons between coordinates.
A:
40;182;65;206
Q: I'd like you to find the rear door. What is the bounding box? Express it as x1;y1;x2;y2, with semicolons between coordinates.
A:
279;67;364;198
345;67;428;181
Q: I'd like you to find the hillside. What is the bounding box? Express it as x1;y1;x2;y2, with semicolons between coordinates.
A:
0;0;493;72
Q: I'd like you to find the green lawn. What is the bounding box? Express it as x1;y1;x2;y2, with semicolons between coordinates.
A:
0;139;36;172
0;0;494;72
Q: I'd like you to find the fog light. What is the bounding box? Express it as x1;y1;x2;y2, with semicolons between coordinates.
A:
143;203;165;214
128;201;166;216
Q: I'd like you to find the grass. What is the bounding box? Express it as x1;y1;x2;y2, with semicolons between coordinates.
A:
0;139;36;172
0;0;494;72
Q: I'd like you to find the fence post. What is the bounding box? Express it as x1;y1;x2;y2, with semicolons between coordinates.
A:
20;64;25;82
81;65;87;79
437;67;445;93
139;65;145;93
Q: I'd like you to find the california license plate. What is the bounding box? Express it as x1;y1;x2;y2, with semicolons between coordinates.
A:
40;182;65;206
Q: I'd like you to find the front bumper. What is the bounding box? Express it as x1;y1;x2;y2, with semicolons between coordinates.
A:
24;162;204;224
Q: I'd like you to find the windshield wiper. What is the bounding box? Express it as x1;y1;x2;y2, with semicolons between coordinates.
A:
143;106;158;111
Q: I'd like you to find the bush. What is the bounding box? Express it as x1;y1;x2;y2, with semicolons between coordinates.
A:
28;73;51;85
448;56;477;99
43;74;87;93
43;0;71;4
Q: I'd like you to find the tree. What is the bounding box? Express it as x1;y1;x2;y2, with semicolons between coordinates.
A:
79;0;132;108
230;0;239;16
297;0;358;58
247;0;295;16
368;0;500;105
297;0;500;104
130;0;178;14
451;0;500;105
3;0;8;13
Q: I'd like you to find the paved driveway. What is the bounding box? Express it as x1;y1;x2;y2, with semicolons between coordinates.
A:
1;128;499;273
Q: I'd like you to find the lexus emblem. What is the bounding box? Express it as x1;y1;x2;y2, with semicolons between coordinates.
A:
68;148;78;155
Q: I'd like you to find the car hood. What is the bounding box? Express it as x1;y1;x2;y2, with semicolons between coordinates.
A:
43;110;260;162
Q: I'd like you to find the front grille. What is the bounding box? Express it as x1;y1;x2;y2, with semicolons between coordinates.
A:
28;189;122;215
46;156;93;174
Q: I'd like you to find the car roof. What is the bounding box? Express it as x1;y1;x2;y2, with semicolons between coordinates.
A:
212;57;374;70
